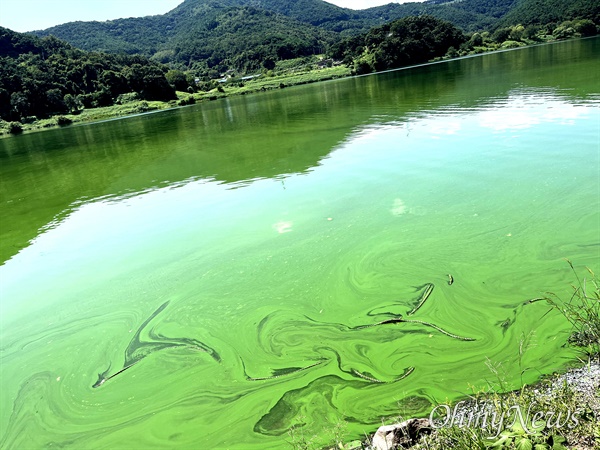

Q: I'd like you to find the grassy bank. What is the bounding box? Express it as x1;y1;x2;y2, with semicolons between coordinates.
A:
0;64;351;138
291;361;599;450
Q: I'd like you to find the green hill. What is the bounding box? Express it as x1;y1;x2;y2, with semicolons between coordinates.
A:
33;2;336;75
31;0;521;72
164;7;336;74
28;0;600;76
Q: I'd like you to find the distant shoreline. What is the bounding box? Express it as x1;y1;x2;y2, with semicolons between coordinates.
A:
1;36;594;140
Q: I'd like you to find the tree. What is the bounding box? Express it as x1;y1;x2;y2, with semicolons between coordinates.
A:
63;93;82;113
10;91;29;118
92;85;113;107
262;58;276;70
100;70;128;96
138;66;176;101
492;27;511;43
165;69;188;91
524;25;542;40
509;25;525;41
574;19;597;36
46;88;67;113
553;24;575;39
470;32;483;47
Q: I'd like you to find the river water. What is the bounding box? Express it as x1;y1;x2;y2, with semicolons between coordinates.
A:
0;37;598;448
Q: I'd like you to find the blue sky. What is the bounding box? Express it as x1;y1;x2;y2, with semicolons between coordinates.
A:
0;0;422;33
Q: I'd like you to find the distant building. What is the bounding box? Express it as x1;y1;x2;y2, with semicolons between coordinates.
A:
317;58;334;68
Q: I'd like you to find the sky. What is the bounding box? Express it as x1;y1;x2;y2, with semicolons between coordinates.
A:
0;0;422;33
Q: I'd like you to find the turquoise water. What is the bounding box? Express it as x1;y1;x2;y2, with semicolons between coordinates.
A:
0;38;599;449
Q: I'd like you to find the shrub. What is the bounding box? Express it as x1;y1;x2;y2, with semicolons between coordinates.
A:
553;25;576;40
21;116;37;124
492;27;511;43
574;19;598;37
135;101;149;113
56;116;72;126
501;40;525;49
8;122;22;134
115;92;140;105
177;96;196;106
469;32;483;47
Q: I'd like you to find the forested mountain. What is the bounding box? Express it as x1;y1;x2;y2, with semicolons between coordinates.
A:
213;0;359;26
165;7;336;75
31;16;171;57
34;3;336;75
29;0;598;76
32;0;520;69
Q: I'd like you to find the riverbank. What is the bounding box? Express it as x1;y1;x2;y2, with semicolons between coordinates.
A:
418;358;600;450
322;358;599;450
0;65;351;138
1;36;591;139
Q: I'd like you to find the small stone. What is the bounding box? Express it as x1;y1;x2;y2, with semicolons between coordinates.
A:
371;418;432;450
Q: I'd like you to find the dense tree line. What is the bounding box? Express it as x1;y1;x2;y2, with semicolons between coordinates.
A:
330;16;467;74
328;0;598;75
346;0;518;33
0;27;176;123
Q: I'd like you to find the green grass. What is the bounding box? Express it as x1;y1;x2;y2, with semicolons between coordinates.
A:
543;261;600;357
198;65;351;97
412;366;600;450
0;100;171;137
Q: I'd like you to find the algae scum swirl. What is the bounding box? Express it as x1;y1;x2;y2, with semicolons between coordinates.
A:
0;38;599;449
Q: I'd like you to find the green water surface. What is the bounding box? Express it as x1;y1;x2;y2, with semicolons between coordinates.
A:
1;38;599;449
